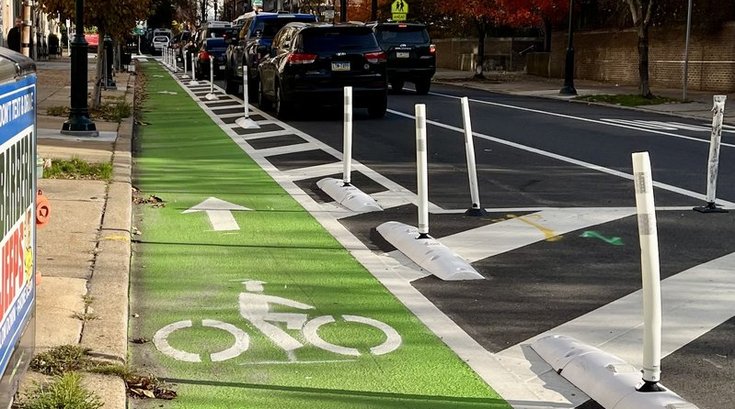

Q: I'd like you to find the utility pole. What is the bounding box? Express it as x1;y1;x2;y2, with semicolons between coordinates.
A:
559;0;577;96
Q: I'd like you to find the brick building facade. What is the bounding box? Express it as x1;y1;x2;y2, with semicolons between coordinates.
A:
438;22;735;93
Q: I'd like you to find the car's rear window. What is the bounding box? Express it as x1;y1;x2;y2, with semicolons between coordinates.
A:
301;28;378;53
255;17;316;38
375;26;429;45
205;27;235;38
153;36;168;43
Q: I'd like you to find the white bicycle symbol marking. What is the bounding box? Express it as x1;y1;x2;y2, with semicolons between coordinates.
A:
153;280;402;363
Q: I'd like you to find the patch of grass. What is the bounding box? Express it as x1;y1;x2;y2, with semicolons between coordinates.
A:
94;100;132;122
44;158;112;181
30;345;92;376
42;101;132;122
45;106;68;116
16;372;103;409
27;346;177;401
576;94;681;107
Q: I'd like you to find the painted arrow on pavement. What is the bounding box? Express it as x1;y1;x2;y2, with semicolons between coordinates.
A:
182;197;251;231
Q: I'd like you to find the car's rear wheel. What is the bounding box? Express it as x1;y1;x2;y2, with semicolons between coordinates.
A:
275;82;292;120
415;78;431;95
367;95;387;119
390;80;404;93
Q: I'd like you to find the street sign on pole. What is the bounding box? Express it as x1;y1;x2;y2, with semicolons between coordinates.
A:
390;0;408;21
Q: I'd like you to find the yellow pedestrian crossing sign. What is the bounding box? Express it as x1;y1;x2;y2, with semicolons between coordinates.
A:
391;0;408;21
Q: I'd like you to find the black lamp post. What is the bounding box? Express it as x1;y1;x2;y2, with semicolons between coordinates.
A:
559;0;577;96
61;0;97;136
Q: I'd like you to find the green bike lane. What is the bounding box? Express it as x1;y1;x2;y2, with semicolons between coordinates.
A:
129;61;509;408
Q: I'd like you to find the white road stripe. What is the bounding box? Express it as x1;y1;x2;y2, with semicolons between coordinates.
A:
251;142;317;157
239;130;294;140
441;208;636;263
428;91;735;147
283;162;344;179
387;108;735;208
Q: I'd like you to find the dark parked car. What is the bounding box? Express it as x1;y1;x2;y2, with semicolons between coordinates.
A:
194;37;229;80
224;12;318;97
367;21;435;94
258;22;388;119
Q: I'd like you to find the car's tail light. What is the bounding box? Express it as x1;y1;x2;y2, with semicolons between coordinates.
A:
198;50;210;61
364;51;386;64
429;44;436;54
287;53;317;64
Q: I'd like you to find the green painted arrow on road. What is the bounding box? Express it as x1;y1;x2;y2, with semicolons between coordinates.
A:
580;230;624;246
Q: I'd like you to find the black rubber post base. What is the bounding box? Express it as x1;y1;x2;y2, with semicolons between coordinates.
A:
417;233;430;240
637;380;665;393
693;202;728;213
465;207;488;217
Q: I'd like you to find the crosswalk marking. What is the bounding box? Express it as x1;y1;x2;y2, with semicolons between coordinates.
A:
440;208;636;263
239;130;294;141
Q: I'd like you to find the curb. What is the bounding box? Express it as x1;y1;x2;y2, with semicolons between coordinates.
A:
77;73;134;409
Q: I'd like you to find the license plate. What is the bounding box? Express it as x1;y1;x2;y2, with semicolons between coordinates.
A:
396;52;410;58
331;61;350;71
219;65;225;70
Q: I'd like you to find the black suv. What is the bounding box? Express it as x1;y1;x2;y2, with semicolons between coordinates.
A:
224;12;317;97
367;21;435;94
258;22;388;119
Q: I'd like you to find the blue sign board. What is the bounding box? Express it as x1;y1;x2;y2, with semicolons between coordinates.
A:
0;72;37;404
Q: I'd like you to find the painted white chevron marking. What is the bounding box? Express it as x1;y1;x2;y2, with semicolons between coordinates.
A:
441;207;636;263
371;190;443;212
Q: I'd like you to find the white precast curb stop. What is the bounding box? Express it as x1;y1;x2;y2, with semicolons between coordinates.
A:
376;221;483;281
531;335;699;409
316;177;382;212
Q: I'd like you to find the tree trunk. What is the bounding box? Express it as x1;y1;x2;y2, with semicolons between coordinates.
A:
475;20;486;79
637;22;652;98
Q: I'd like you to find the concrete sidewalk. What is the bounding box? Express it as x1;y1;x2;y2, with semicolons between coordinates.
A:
19;56;133;407
19;58;734;408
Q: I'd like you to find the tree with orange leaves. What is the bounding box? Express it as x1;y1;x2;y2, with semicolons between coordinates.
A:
439;0;568;77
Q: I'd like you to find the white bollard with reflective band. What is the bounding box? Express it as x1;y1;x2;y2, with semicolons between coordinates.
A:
189;53;199;86
416;104;429;238
235;67;259;129
315;86;380;213
694;95;728;213
343;86;353;185
182;51;189;79
205;55;218;100
461;97;486;216
632;151;663;390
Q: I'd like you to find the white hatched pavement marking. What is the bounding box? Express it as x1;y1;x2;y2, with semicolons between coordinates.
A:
497;251;735;402
441;207;636;263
